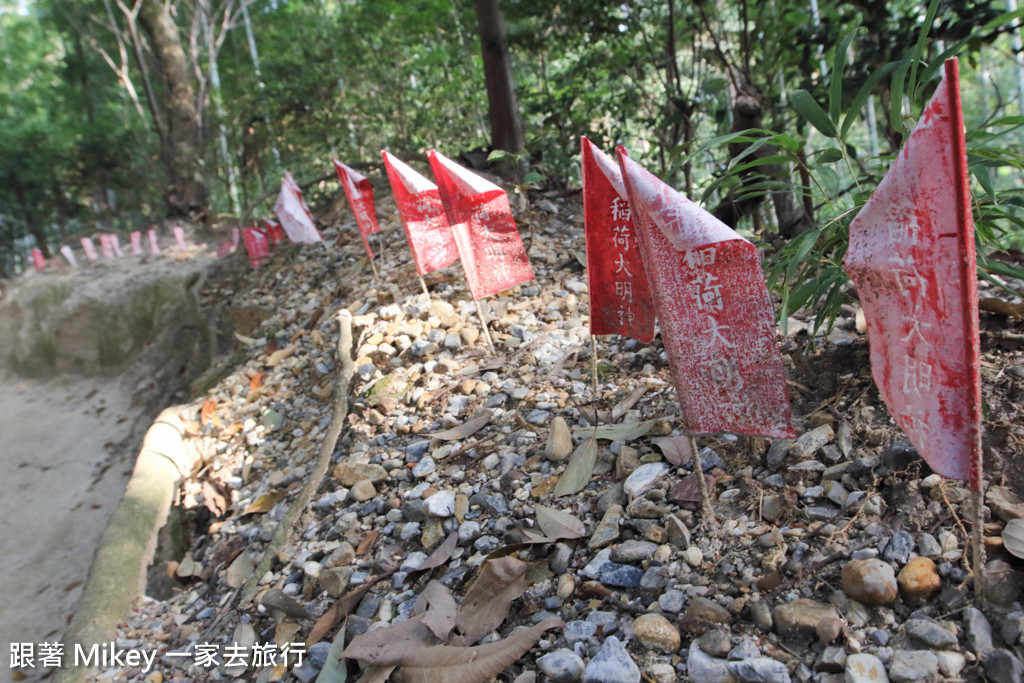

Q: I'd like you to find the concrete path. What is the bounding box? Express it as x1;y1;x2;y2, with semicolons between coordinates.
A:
0;373;139;680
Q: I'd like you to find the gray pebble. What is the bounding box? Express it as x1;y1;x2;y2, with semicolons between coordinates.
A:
904;618;957;649
659;589;686;614
582;636;640;683
538;648;585;682
727;657;792;683
564;620;598;648
964;606;994;654
888;650;939;682
882;530;914;564
917;532;942;558
610;540;657;563
728;638;761;661
983;649;1024;683
598;562;644;588
687;641;733;683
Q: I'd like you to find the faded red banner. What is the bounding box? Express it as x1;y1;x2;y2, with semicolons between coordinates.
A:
845;59;981;486
100;234;114;259
381;150;459;276
243;226;271;267
148;229;160;255
173;226;187;251
427;150;534;300
333;160;380;260
61;245;77;268
131;231;142;256
111;234;124;258
617;148;795;438
31;248;45;272
275;171;323;244
81;237;98;261
581;137;655;342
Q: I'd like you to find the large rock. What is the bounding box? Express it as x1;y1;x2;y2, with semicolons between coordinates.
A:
896;557;940;606
681;597;733;634
545;416;573;461
632;613;681;653
774;599;841;638
333;462;388;486
842;559;898;605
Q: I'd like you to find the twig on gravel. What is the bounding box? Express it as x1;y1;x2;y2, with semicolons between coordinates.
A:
240;310;356;604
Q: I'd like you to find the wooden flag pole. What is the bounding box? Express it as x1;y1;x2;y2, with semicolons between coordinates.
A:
972;488;987;601
368;255;379;279
688;435;715;527
591;334;599;396
419;275;431;301
477;299;496;354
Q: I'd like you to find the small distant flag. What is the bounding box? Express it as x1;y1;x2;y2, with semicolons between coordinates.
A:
845;59;981;487
81;237;98;261
111;234;124;258
148;229;160;255
243;226;271;267
262;218;285;246
581;137;655;343
130;231;142;256
31;248;45;272
381;150;459;275
333;160;381;260
173;226;187;251
61;245;78;267
618;148;795;438
232;227;241;250
427;150;534;299
100;234;114;259
275;171;322;244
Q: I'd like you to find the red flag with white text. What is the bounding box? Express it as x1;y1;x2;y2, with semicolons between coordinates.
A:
582;137;655;342
332;160;380;260
844;59;981;487
617;148;795;438
381;150;459;276
275;171;323;244
427;150;535;300
262;218;285;246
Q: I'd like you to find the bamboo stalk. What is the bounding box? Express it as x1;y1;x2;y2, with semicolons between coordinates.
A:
477;299;496;354
688;435;715;527
591;334;599;396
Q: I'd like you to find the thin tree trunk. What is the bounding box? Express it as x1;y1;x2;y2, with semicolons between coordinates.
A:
241;1;279;171
474;0;524;154
138;0;209;221
200;0;241;215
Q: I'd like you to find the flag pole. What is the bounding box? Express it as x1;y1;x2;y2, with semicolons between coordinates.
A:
419;275;431;301
688;435;715;529
368;255;379;279
591;334;599;396
477;299;496;354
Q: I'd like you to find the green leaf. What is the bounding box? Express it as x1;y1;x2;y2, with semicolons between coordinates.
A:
814;148;844;164
487;150;512;162
791;90;837;138
817;166;840;197
907;0;941;100
970;162;995;201
829;33;857;124
841;62;898;140
522;171;546;185
889;53;913;134
314;621;348;683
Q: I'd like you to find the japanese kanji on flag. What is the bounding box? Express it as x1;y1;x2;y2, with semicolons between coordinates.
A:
275;171;323;244
332;159;380;260
581;137;655;342
61;245;77;267
381;150;459;276
617;148;795;438
262;218;285;246
31;248;45;272
81;237;98;261
426;150;534;300
243;226;271;268
844;59;981;486
131;231;142;256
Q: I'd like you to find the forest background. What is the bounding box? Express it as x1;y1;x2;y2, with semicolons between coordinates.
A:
4;0;1024;322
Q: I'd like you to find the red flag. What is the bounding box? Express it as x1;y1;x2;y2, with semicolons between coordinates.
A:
130;231;142;256
31;248;45;272
262;218;285;246
243;226;271;267
581;138;655;342
81;237;98;261
332;160;380;260
173;226;188;251
426;150;535;299
275;171;323;244
111;234;124;258
844;59;981;486
381;150;459;276
100;234;114;259
148;229;160;255
617;148;795;438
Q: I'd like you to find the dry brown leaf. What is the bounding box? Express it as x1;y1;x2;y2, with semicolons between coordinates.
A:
981;297;1024;319
668;474;717;504
202;481;227;516
353;665;395;683
306;580;378;646
201;399;216;425
267;344;298;366
553;435;598;497
399;616;564;683
261;588;312;621
241;491;283;516
226;552;255;589
534;505;585;540
455;556;529;646
314;619;347;683
342;619;438;666
431;410;492;441
357;529;382;556
403;531;458;584
413;580;458;641
578;419;658;442
275;621;302;648
250;372;265;391
651;435;693;466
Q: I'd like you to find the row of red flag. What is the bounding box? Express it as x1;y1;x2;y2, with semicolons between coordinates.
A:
580;59;979;489
31;227;193;271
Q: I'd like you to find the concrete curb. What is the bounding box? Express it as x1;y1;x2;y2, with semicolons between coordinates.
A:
55;406;196;683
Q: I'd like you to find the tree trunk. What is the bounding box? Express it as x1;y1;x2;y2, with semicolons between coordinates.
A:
137;0;209;221
474;0;524;154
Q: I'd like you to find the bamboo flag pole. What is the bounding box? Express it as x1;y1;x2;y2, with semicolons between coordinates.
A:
972;488;986;600
367;254;379;279
419;275;431;300
477;299;496;354
591;334;599;396
688;436;715;527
